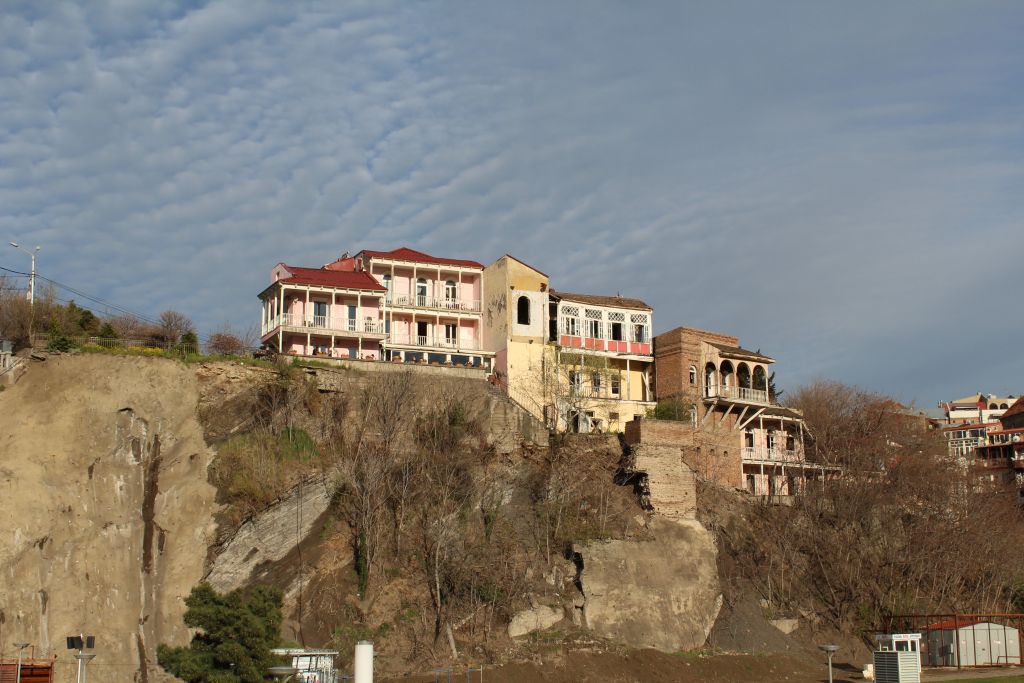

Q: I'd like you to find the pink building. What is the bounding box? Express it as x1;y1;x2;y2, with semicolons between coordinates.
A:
259;264;387;360
354;248;491;368
259;247;493;369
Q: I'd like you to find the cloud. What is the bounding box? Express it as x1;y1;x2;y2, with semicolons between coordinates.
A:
1;1;1022;404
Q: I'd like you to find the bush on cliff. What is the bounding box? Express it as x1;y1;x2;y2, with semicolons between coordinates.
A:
157;583;283;683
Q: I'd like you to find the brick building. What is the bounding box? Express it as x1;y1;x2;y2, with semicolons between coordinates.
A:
648;326;828;496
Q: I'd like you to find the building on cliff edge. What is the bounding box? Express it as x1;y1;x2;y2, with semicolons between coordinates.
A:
646;326;833;496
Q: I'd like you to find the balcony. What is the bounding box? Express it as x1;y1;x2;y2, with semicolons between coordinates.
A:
263;313;386;337
387;334;481;351
705;384;774;405
386;295;481;313
742;446;802;464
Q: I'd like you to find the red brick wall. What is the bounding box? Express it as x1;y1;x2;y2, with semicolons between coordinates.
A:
628;418;743;489
654;327;739;401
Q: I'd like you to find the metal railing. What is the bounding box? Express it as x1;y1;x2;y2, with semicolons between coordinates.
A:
387;295;481;312
264;313;386;335
705;384;773;404
31;334;205;356
389;335;481;351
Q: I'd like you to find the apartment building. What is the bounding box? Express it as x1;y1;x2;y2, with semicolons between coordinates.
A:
650;326;826;496
258;264;387;359
547;290;655;433
353;247;492;369
942;393;1018;424
967;398;1024;499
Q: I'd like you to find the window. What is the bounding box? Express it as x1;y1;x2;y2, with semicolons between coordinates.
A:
563;316;580;336
416;278;428;305
744;429;754;448
444;323;457;345
609;412;619;422
382;274;392;301
611;377;621;396
786;430;796;451
313;301;328;327
592;373;602;393
689;366;697;385
609;312;624;341
630;313;649;343
585;309;602;339
517;295;530;325
766;430;776;451
569;371;582;391
445;280;457;304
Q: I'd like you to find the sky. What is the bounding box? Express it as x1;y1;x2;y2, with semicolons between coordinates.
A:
1;1;1022;407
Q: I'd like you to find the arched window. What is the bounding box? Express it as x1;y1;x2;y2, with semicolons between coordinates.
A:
989;403;998;410
689;366;697;385
517;295;530;325
1001;403;1009;410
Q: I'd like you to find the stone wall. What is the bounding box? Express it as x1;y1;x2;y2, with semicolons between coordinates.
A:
626;418;743;493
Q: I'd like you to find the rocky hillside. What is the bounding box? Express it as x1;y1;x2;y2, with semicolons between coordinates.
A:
0;353;782;681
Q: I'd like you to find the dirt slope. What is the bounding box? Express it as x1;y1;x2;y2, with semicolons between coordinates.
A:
0;355;220;682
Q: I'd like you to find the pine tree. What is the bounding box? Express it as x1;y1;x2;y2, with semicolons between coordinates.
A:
156;583;283;683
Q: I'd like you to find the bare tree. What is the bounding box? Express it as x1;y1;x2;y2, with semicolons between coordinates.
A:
207;323;247;355
158;310;194;344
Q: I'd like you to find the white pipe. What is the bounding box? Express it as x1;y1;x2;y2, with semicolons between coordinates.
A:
354;640;373;683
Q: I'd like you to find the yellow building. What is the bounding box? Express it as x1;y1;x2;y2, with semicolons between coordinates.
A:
547;290;655;433
483;256;656;433
482;255;550;422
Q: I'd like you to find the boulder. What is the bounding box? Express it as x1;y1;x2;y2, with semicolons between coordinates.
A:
575;517;721;652
508;605;564;638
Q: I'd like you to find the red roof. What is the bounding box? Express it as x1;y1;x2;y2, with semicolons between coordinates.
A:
280;266;386;291
1002;397;1024;421
925;619;982;630
358;247;484;269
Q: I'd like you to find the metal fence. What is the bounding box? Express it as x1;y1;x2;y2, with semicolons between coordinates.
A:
32;334;204;356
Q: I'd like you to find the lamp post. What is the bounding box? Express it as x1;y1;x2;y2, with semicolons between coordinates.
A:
819;644;839;683
14;642;29;683
8;242;40;306
66;634;95;683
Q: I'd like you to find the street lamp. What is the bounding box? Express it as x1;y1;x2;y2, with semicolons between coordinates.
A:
8;242;40;306
14;642;29;683
66;634;95;683
819;644;839;683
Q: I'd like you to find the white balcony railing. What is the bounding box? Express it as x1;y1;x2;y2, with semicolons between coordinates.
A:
263;313;386;336
387;295;481;312
388;334;481;351
705;384;773;405
743;446;801;463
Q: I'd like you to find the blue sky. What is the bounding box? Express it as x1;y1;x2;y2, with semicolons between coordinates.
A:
1;1;1022;407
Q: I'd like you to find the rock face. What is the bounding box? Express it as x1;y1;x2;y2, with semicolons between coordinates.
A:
0;356;220;682
575;518;722;652
508;605;564;638
205;478;333;592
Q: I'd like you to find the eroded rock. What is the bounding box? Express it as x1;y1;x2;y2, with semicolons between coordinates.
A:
575;517;721;652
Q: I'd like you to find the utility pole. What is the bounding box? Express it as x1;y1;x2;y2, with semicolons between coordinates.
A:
9;242;40;345
8;242;39;305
